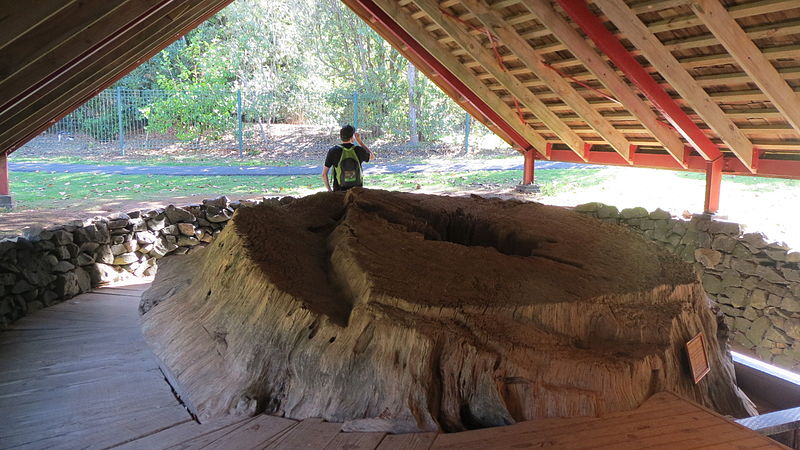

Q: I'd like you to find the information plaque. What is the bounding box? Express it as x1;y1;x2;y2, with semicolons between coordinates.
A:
686;332;711;384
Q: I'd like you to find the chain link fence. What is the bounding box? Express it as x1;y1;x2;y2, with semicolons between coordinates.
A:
20;86;509;158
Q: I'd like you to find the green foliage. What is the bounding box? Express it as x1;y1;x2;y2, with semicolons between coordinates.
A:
103;0;501;145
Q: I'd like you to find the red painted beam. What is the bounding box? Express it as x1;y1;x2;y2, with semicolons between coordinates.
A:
350;0;535;153
556;0;723;163
0;152;8;196
704;158;723;214
523;150;535;184
542;147;800;179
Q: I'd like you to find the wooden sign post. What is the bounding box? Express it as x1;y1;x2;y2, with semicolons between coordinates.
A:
686;332;711;384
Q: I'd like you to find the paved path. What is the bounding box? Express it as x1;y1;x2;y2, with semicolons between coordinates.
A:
8;160;592;177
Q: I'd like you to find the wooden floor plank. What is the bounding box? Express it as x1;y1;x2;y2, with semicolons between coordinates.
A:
114;415;250;450
263;418;342;449
377;432;437;450
198;414;296;450
0;284;192;450
324;431;387;450
167;418;262;450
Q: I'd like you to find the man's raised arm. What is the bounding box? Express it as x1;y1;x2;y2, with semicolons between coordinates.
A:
321;166;332;192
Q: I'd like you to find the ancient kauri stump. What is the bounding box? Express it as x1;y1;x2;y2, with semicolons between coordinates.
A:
140;189;754;433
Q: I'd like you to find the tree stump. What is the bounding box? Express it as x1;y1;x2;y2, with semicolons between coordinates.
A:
140;189;754;433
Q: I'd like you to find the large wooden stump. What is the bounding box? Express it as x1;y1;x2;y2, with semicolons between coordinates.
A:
140;189;754;433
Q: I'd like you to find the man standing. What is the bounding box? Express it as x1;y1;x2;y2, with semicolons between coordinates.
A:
322;125;373;192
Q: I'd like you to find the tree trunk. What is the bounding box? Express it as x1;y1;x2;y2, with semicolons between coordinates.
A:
141;190;756;433
407;62;419;146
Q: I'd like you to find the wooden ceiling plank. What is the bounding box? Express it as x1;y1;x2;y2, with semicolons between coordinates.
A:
2;0;235;154
5;0;238;156
644;0;800;34
0;0;152;94
594;0;755;170
0;1;204;149
461;0;633;161
431;0;800;53
410;0;587;159
0;0;80;52
523;0;686;167
689;0;800;137
0;0;174;118
367;0;550;154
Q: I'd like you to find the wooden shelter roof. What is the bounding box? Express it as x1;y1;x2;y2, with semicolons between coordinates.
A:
2;0;800;179
0;0;235;158
342;0;800;178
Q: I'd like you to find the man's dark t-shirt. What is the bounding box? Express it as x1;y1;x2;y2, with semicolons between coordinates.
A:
324;143;370;191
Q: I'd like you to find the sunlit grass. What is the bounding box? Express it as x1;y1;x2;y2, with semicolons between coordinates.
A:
2;168;605;211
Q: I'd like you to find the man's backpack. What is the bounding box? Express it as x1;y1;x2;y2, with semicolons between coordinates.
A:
335;145;363;189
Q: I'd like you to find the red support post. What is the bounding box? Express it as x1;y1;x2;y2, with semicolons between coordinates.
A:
0;152;8;195
523;149;535;185
556;0;722;163
704;158;723;214
0;151;11;209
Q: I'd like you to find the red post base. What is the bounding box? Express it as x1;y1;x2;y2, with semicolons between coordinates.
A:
523;149;535;185
704;158;723;214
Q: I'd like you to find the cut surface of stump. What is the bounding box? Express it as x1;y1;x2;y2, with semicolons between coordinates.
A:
140;189;754;433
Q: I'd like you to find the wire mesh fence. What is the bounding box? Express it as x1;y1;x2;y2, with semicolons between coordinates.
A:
20;86;509;158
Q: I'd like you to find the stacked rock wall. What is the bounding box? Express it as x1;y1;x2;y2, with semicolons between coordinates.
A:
575;203;800;371
0;195;275;328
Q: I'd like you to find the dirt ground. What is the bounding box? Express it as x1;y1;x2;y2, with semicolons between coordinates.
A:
17;124;509;165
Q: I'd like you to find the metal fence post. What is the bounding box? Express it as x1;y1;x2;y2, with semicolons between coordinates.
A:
353;91;359;130
116;86;125;156
464;112;471;155
237;89;244;157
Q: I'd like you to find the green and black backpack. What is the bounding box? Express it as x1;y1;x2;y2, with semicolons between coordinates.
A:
334;145;363;189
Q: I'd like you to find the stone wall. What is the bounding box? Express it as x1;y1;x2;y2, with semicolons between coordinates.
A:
575;202;800;371
0;195;290;328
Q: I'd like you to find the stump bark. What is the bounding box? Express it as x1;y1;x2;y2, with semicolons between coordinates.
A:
140;189;754;433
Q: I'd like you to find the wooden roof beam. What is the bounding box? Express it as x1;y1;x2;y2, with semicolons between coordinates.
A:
0;0;172;118
689;0;800;138
460;0;633;162
592;0;756;171
0;1;219;152
522;0;686;167
0;0;79;52
410;0;588;159
367;0;550;155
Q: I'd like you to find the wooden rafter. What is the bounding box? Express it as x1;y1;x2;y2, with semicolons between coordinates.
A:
594;0;755;171
521;0;687;167
0;0;79;52
688;0;800;138
369;0;550;155
0;1;224;152
458;0;632;161
410;0;589;159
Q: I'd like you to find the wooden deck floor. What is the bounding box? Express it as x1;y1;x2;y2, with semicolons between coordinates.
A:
0;283;785;449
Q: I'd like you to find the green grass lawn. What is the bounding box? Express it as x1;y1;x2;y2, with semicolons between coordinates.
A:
6;172;321;210
9;155;306;167
675;171;800;191
2;168;605;211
